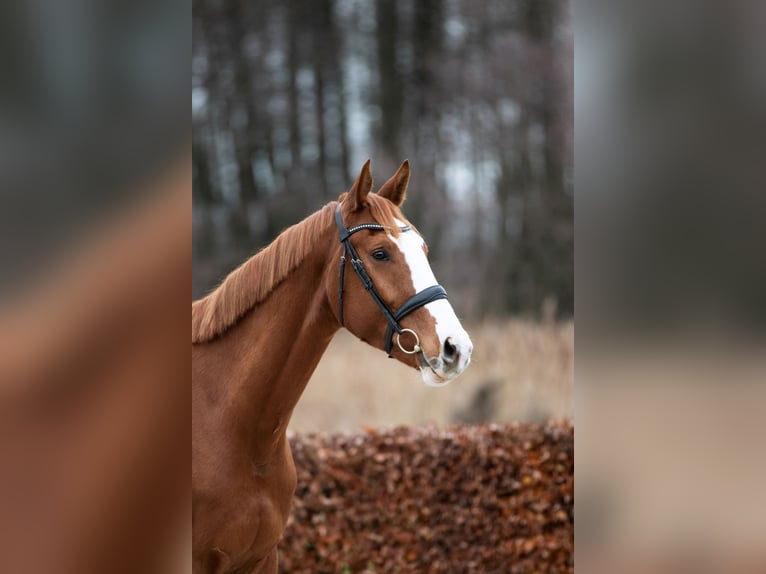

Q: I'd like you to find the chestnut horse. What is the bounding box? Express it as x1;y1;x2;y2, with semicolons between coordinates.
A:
192;160;473;573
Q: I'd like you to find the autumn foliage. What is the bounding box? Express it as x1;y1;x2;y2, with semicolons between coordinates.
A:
280;422;573;573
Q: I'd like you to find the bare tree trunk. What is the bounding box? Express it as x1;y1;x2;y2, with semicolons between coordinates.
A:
287;0;302;168
376;0;403;161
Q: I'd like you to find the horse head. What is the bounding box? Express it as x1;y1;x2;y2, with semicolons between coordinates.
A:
327;159;473;386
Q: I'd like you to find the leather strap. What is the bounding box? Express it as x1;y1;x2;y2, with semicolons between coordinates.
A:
383;285;448;355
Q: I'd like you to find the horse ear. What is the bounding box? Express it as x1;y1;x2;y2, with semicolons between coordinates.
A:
347;159;374;211
377;160;410;206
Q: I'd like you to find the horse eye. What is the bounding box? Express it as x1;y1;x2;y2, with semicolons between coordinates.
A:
371;249;390;261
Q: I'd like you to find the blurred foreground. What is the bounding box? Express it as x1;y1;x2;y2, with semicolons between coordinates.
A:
291;320;573;432
281;422;573;573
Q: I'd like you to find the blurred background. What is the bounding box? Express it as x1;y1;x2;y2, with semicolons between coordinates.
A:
1;1;189;571
192;0;573;429
576;0;766;569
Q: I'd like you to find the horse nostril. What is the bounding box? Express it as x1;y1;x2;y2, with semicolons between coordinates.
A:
443;337;458;362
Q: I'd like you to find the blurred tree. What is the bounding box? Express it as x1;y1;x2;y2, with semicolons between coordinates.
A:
192;0;573;320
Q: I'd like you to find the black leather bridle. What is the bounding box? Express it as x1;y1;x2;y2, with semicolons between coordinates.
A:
334;202;449;357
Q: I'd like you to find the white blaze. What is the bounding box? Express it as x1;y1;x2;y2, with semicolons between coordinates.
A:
390;219;473;386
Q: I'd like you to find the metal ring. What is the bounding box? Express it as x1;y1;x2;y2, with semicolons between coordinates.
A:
395;328;421;354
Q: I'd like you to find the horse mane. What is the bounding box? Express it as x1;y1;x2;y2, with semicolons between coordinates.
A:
192;194;406;343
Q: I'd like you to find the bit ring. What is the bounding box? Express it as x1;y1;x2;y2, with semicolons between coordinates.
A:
395;328;421;354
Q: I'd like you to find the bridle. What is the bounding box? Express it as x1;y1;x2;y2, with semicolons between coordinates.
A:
334;202;448;357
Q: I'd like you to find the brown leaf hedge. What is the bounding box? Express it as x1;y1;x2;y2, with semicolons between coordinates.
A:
280;422;573;573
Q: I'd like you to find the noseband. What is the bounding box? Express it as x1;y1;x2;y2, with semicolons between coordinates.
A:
335;203;448;357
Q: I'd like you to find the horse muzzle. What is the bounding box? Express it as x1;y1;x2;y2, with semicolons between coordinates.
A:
418;335;473;387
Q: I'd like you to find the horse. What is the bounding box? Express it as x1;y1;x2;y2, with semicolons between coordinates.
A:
191;159;473;574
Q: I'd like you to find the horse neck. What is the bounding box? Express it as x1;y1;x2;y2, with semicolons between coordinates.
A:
199;230;340;461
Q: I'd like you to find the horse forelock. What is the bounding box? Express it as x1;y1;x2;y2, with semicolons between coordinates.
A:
339;191;413;237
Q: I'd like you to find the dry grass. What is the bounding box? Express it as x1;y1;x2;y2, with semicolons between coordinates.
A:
289;320;573;432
